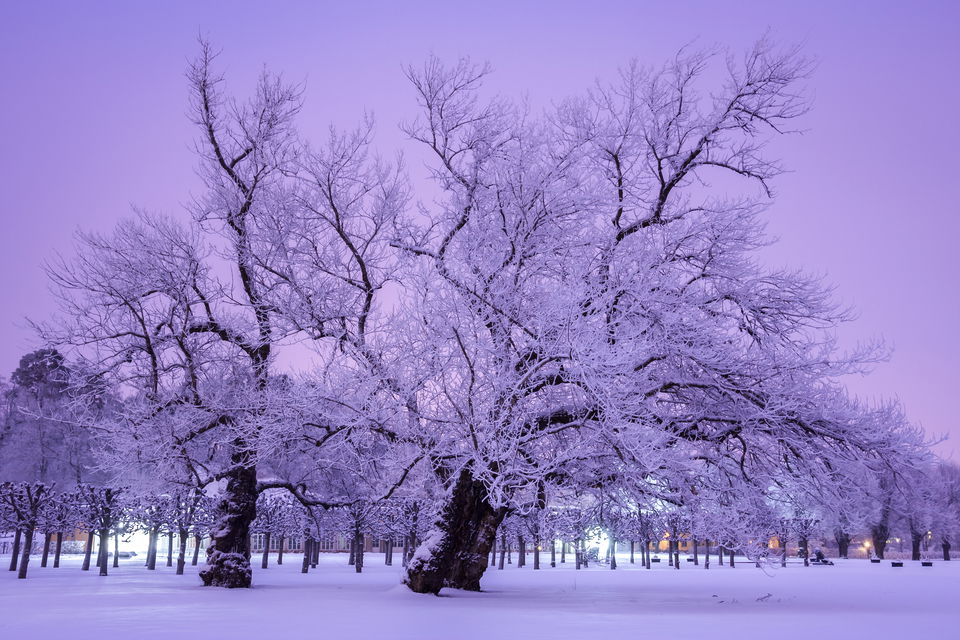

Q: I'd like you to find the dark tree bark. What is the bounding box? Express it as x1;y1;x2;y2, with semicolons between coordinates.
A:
41;532;52;568
560;540;566;564
942;540;951;561
911;531;923;561
301;538;312;574
17;529;34;579
96;533;105;568
277;536;284;565
404;469;507;595
550;539;556;568
498;531;506;570
871;522;890;559
355;531;364;574
261;532;272;569
518;536;526;568
704;539;710;569
8;529;21;571
113;532;120;568
98;528;109;576
610;537;617;570
54;532;63;568
800;537;809;567
166;531;173;567
835;530;851;559
145;528;155;568
693;539;699;566
82;530;94;571
629;540;635;564
147;526;160;570
200;465;257;588
729;547;735;568
348;535;356;566
177;529;188;575
192;536;202;566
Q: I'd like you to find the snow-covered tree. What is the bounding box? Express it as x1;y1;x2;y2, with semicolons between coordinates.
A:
397;41;923;594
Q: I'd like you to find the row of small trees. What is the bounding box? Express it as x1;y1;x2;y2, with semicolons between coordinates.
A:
6;457;958;584
0;483;221;579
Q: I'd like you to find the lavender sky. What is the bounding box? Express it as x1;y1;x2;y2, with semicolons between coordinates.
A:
0;1;957;457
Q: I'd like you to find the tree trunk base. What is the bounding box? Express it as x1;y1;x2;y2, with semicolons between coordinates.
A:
200;551;253;588
404;469;506;595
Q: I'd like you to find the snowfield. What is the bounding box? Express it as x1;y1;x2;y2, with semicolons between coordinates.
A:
1;554;956;640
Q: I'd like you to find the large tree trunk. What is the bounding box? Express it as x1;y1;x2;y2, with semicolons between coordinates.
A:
942;540;951;561
200;465;257;588
277;537;284;565
166;531;173;567
192;536;202;566
404;469;507;595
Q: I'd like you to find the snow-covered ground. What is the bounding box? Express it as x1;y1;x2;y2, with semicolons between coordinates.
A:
1;554;956;639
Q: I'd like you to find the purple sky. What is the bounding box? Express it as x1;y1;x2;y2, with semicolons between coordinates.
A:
1;1;957;457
